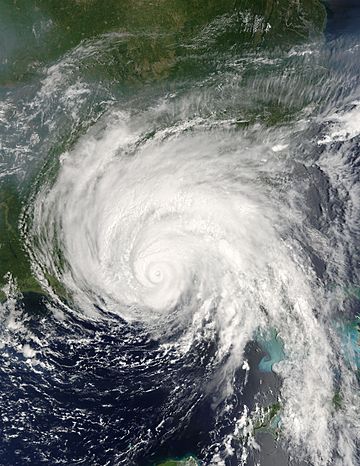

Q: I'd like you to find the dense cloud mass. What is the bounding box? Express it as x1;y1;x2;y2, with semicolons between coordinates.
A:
0;1;359;465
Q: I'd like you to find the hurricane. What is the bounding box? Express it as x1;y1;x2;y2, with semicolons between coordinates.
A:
0;1;359;466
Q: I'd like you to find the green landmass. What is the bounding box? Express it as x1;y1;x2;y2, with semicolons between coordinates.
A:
0;181;42;300
1;0;326;84
253;402;281;434
156;456;198;466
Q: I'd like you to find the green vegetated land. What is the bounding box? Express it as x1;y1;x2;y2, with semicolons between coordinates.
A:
0;181;42;298
1;0;326;84
155;455;198;466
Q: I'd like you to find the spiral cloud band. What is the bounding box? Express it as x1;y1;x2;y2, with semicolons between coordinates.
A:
26;109;358;465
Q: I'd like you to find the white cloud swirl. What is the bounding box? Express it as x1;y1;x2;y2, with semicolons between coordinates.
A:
26;110;358;466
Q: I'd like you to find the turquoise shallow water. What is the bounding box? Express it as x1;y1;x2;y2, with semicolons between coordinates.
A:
257;330;285;373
